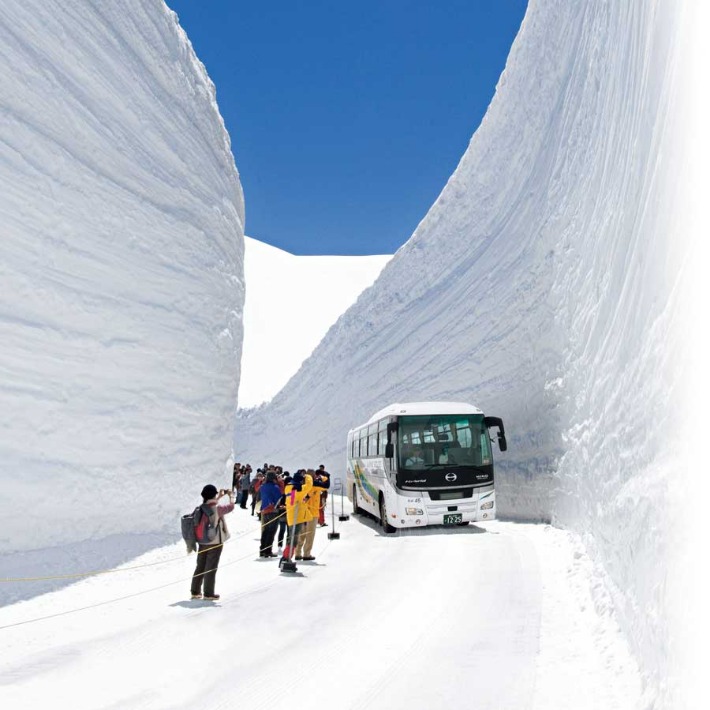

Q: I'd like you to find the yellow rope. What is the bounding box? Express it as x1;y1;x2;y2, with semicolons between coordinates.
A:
0;520;333;631
0;508;289;583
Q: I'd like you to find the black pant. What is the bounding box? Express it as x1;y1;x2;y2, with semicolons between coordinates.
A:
239;490;248;508
191;544;223;597
277;513;287;546
284;522;303;555
260;511;279;555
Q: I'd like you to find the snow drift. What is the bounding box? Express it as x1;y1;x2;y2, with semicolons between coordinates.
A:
0;0;244;563
235;0;699;704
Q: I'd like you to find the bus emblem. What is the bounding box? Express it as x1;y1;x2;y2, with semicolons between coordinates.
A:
445;473;457;482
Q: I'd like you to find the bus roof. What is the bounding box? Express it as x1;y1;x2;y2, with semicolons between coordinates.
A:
354;401;484;429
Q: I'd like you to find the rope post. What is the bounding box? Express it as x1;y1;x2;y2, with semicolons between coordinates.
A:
328;478;341;540
338;477;350;522
280;500;299;573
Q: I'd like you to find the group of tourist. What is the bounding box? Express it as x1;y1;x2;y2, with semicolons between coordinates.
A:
189;462;331;600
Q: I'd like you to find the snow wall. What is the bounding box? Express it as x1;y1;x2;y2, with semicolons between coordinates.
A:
0;1;245;568
236;1;704;705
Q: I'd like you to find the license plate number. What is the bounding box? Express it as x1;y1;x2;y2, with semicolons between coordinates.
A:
443;513;462;525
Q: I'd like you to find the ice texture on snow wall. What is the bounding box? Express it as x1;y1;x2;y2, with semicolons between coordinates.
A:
0;1;245;554
236;0;692;701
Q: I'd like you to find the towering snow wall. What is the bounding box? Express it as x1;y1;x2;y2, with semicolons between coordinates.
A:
0;0;245;565
236;0;699;703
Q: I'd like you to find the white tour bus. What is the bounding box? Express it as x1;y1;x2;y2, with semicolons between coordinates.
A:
346;402;507;532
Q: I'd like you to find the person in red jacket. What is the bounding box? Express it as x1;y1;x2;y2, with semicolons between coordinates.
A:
317;464;330;526
250;471;265;516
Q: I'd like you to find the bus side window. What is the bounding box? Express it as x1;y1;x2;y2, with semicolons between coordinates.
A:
367;424;378;457
378;419;388;456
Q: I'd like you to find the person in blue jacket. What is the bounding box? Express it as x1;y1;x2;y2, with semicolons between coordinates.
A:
258;470;283;557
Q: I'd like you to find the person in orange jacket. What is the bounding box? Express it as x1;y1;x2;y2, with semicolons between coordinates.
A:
279;470;313;566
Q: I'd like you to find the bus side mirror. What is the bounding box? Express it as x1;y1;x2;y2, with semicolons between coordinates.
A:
484;416;508;452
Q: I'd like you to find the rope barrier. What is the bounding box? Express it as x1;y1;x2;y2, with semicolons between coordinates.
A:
2;495;326;584
0;516;334;632
0;508;289;584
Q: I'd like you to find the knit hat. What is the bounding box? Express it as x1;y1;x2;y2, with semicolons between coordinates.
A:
201;484;218;501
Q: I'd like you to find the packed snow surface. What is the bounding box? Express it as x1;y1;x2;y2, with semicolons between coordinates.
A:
0;505;641;710
0;0;245;562
239;237;390;408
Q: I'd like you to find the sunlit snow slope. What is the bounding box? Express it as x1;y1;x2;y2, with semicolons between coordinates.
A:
239;237;391;408
0;1;245;557
236;1;697;703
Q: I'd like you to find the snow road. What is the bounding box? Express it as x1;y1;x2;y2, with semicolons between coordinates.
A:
0;504;640;710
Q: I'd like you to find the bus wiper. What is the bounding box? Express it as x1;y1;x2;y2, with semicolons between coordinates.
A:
422;464;492;472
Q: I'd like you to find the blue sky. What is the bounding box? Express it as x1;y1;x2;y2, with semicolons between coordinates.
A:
166;1;527;255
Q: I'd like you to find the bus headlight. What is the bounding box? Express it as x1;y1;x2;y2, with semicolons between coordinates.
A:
480;501;494;510
405;507;424;515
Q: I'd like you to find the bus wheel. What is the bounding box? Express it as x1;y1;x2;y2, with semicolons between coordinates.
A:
457;521;470;526
379;496;396;534
352;485;361;515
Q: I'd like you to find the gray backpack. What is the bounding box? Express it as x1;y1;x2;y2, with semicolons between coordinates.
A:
181;504;217;552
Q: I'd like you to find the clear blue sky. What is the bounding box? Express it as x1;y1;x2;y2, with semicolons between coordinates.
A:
166;1;527;255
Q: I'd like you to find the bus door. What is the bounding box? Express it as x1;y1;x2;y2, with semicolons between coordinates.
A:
383;418;397;476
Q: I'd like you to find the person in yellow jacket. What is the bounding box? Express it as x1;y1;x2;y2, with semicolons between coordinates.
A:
295;468;330;561
279;470;313;566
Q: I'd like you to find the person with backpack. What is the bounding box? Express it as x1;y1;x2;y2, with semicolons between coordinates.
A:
190;484;234;601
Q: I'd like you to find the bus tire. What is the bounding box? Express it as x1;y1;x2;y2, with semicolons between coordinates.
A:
352;485;362;515
457;521;470;526
379;496;396;534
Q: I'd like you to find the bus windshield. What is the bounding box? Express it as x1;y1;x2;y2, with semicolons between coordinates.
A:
398;414;492;470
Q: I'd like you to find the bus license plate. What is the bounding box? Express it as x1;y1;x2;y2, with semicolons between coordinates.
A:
443;513;462;525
